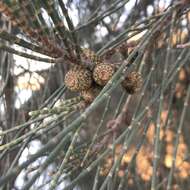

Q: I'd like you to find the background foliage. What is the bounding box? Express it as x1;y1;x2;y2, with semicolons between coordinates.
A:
0;0;190;190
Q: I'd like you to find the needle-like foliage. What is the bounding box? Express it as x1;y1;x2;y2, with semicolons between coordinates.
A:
0;0;190;190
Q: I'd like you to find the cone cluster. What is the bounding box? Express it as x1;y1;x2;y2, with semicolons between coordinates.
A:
64;49;143;104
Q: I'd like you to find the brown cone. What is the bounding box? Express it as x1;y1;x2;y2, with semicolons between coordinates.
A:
122;72;142;94
81;48;102;65
80;86;101;103
64;66;92;92
93;64;115;86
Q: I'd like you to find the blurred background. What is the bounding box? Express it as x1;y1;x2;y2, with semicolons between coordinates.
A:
0;0;190;190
